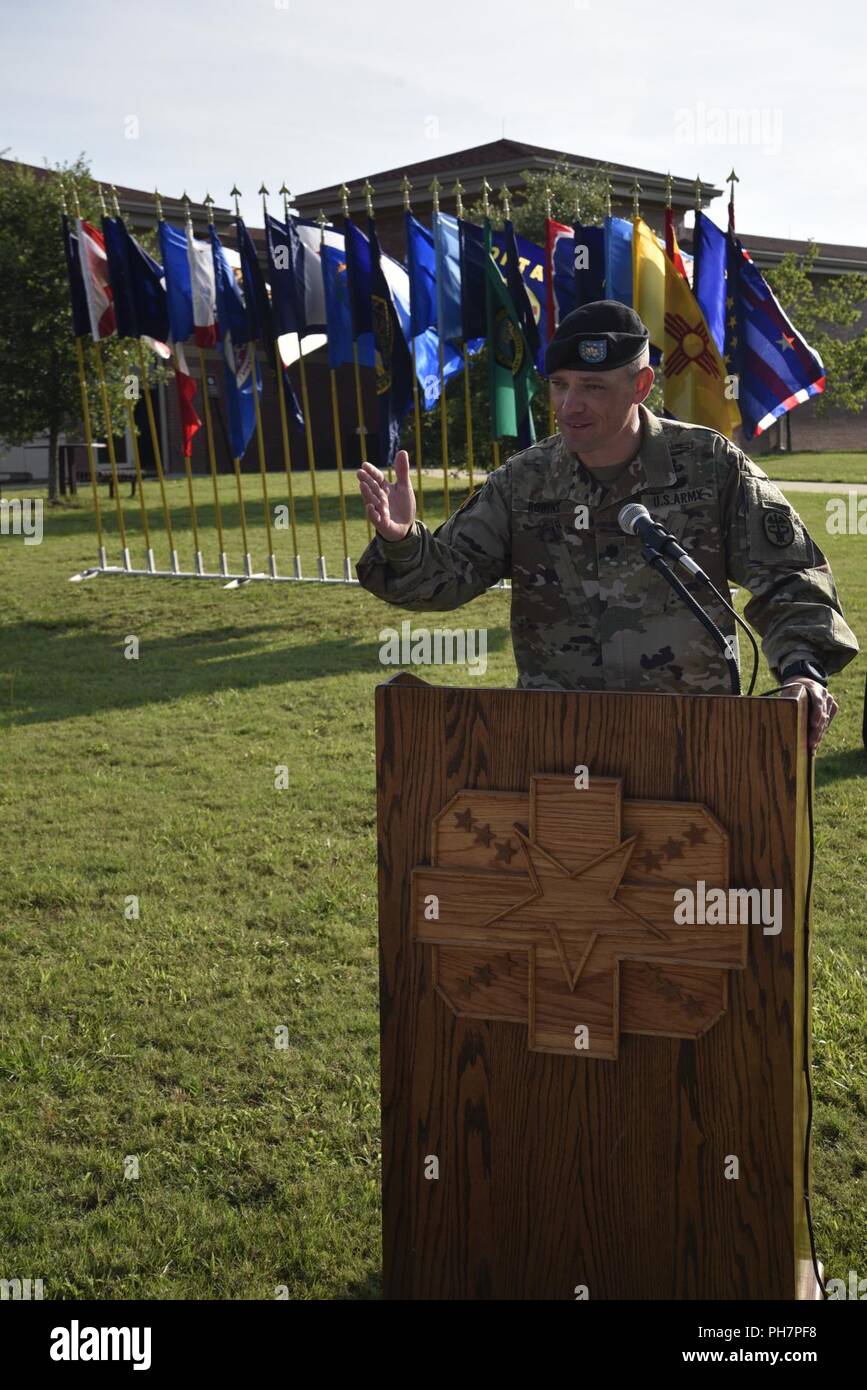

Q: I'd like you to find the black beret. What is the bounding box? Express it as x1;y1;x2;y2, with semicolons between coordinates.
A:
544;300;650;374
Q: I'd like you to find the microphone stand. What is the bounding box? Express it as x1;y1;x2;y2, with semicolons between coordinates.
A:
641;544;741;696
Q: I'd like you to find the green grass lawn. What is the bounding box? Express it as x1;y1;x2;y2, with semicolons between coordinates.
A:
763;451;867;485
0;463;864;1299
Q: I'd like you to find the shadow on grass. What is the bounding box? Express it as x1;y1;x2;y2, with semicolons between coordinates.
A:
0;619;514;726
816;746;867;785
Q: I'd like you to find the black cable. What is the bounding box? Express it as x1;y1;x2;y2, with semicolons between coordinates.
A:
760;684;827;1299
696;574;761;697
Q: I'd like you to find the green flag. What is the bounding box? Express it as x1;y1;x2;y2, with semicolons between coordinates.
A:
484;218;537;446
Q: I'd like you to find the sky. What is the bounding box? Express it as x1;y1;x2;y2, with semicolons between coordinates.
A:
2;0;865;247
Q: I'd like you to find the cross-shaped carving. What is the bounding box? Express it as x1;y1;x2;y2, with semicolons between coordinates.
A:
412;776;747;1060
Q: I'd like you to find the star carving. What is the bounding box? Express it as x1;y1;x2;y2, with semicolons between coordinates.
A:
415;775;747;1060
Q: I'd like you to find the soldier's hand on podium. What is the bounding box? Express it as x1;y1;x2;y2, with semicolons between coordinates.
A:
357;451;416;543
781;677;837;754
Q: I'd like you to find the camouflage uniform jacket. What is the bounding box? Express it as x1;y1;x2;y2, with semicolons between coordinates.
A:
355;405;859;693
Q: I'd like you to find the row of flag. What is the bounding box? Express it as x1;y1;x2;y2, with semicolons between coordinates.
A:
546;203;825;438
62;182;826;483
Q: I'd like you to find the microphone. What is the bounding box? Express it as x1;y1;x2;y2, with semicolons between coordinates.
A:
618;502;707;580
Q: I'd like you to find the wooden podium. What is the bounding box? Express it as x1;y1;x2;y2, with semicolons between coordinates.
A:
375;675;816;1300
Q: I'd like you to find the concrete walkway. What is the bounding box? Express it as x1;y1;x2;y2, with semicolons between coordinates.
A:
770;479;867;493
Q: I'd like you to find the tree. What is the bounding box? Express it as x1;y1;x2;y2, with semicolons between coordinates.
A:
765;243;867;416
0;155;134;501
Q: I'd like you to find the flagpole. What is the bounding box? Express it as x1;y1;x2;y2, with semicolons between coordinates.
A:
102;181;179;577
60;182;106;570
71;186;130;569
142;186;203;573
205;194;253;578
283;182;325;579
105;186;157;572
268;186;302;578
402;176;425;521
430;175;450;516
482;180;501;475
341;183;372;542
453;179;475;496
727;168;739;235
171;193;228;575
235;185;277;579
544;184;555;440
317;209;352;579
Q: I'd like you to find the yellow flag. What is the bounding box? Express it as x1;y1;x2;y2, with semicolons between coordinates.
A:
663;234;741;439
632;217;666;350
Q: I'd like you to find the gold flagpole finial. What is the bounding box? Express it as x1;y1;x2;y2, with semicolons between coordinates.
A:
109;184;121;217
154;188;163;222
401;174;412;212
339;182;350;219
664;172;673;210
278;182;292;221
96;183;108;217
481;177;491;218
544;184;552;220
632;179;641;219
229;185;241;219
316;208;328;245
258;182;269;224
182;192;193;230
204;193;216;227
453;179;464;219
694;175;703;214
429;175;441;214
58;178;69;216
604;172;612;218
499;184;511;220
574;192;581;222
363;179;375;218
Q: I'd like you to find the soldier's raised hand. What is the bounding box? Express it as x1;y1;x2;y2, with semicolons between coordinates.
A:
357;450;416;543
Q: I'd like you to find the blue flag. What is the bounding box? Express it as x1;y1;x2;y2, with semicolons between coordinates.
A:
604;216;633;306
345;219;373;338
459;218;487;342
158;221;194;345
237;217;303;431
321;241;375;370
61;215;90;338
405;212;437;336
264;213;303;337
380;248;465;410
209;226;260;460
573;222;605;307
726;236;826;438
368;220;415;469
693;211;727;355
102;216;169;343
433;212;463;344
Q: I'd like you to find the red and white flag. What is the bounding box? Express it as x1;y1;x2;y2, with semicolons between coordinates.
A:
173;343;202;458
77;219;116;340
186;228;218;348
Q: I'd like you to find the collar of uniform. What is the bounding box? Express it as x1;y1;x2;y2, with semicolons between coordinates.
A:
594;405;677;511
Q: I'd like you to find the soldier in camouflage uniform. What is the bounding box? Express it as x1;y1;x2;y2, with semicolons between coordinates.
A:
356;302;858;752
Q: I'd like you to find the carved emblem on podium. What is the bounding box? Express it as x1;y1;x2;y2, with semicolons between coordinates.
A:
412;776;748;1060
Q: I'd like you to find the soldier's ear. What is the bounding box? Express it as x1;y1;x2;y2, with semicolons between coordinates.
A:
634;365;655;405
